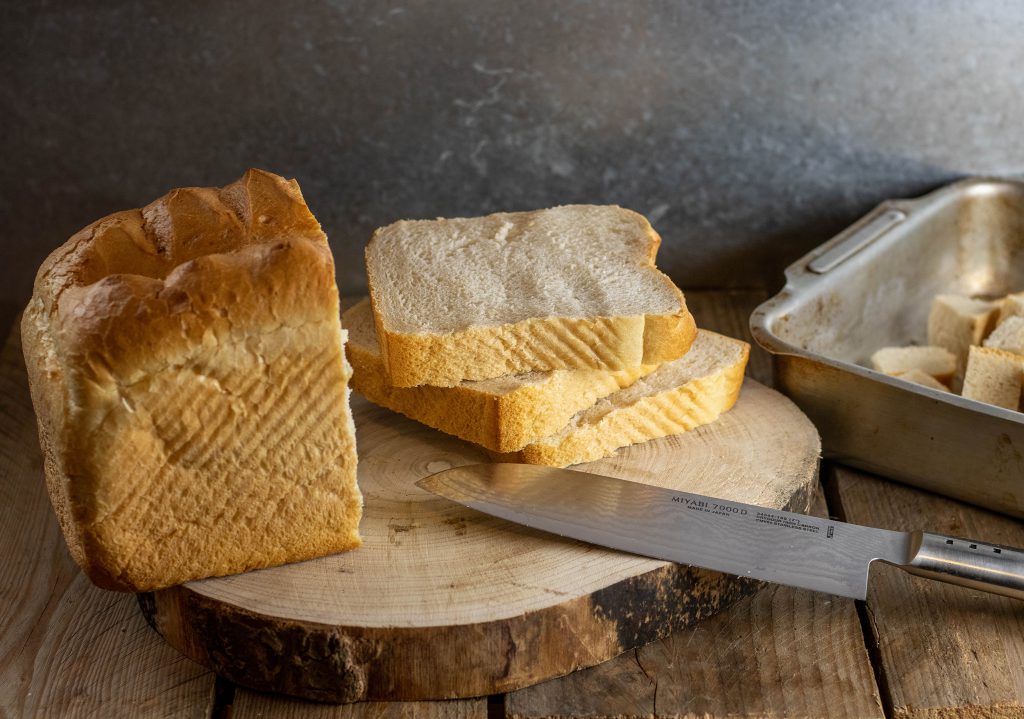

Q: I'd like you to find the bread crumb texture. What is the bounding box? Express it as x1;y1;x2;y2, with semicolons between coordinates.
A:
984;316;1024;356
22;169;362;592
962;345;1024;411
365;205;695;386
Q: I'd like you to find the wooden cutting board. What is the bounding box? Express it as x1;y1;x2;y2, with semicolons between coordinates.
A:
141;380;820;702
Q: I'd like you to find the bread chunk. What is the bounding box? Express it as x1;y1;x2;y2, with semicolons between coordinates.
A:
365;205;697;387
998;292;1024;325
870;346;956;385
961;346;1024;411
344;298;657;452
500;330;749;467
984;316;1024;355
22;169;362;592
894;369;949;391
926;294;998;381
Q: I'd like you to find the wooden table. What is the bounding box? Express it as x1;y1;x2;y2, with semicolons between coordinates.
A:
2;291;1023;718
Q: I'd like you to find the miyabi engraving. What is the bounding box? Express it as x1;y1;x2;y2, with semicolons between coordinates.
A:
672;495;748;517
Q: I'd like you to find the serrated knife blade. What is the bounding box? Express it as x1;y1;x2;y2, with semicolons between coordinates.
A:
417;464;1024;601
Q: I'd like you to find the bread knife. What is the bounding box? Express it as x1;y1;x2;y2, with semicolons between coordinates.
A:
417;464;1024;600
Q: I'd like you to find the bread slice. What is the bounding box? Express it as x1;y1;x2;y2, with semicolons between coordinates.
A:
343;298;657;452
894;368;949;391
870;346;956;385
927;294;998;380
365;205;697;387
998;292;1024;325
961;346;1024;410
497;330;749;467
984;316;1024;355
22;169;363;592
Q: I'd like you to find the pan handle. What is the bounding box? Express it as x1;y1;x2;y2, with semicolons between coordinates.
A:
807;207;906;274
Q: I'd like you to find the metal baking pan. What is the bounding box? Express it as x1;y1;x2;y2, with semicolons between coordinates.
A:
750;177;1024;518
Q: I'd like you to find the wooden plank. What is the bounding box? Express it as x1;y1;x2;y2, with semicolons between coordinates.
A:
232;690;487;718
0;300;17;353
0;324;217;718
685;290;771;384
831;465;1024;719
506;485;885;719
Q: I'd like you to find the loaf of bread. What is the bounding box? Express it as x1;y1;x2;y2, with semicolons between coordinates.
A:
343;298;657;452
22;169;363;592
365;205;697;387
498;330;749;467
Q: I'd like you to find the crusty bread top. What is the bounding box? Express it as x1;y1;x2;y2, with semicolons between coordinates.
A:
34;168;327;314
30;169;336;377
365;205;685;334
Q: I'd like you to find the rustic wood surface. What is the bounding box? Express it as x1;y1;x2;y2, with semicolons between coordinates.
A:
144;375;819;701
831;465;1024;719
505;484;886;719
4;289;1022;718
231;692;487;718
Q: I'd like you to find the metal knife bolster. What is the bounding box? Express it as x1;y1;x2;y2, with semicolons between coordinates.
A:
898;532;1024;600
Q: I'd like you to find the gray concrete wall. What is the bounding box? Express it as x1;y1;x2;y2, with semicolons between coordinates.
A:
3;0;1024;317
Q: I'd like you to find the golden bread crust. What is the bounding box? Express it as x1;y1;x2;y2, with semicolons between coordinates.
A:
22;169;362;591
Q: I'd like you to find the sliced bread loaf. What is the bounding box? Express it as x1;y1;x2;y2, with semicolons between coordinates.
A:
365;205;697;387
344;298;658;452
497;330;749;467
22;169;362;591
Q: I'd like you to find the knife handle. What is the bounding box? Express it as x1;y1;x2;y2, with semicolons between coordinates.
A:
900;531;1024;600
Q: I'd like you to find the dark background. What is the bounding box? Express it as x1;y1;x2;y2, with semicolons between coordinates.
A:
3;0;1024;333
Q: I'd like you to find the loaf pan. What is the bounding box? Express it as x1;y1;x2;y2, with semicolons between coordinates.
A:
750;177;1024;518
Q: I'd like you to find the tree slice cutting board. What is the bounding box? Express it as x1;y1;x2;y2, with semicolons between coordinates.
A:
141;379;820;702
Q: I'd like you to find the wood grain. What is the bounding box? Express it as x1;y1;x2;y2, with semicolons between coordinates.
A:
144;379;819;702
506;485;885;719
0;300;16;354
0;322;217;718
232;690;486;718
832;465;1024;719
685;290;771;384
